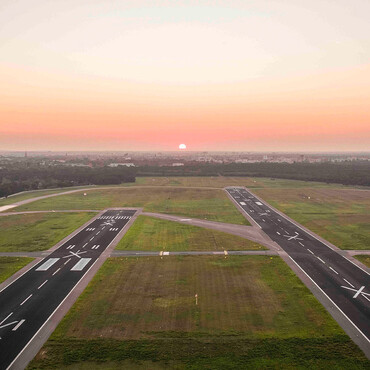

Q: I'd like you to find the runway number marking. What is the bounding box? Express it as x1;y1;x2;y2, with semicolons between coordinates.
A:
36;258;60;271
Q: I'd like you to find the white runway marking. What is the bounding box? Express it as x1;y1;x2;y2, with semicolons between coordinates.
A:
71;258;91;271
343;278;355;288
38;280;48;289
317;257;325;264
20;294;32;306
299;242;304;246
262;219;265;222
0;312;13;326
0;320;18;329
52;267;61;276
63;250;87;259
255;201;263;205
66;245;75;250
276;231;281;235
12;319;25;331
82;243;88;248
278;219;281;222
354;286;365;299
240;202;246;205
64;258;71;265
91;245;100;250
36;258;60;271
329;267;339;275
307;249;314;255
163;252;170;256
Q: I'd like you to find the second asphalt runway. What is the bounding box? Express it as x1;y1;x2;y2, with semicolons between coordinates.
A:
0;209;136;370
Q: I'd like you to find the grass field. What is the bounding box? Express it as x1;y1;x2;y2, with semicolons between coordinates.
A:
253;187;370;250
0;213;95;252
354;255;370;267
116;216;265;251
14;188;248;225
134;176;354;189
0;185;105;207
29;256;368;369
0;257;33;284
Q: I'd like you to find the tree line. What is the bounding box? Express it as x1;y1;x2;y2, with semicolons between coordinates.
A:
0;164;136;197
137;160;370;187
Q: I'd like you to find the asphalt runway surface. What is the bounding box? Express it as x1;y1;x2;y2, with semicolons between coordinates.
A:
226;187;370;347
0;209;136;370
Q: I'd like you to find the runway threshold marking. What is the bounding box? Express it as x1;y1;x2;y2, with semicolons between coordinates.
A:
36;258;59;271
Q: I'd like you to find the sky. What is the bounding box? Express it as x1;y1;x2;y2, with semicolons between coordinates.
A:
0;0;369;152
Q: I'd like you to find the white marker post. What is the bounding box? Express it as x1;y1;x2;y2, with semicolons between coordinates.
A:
195;294;198;305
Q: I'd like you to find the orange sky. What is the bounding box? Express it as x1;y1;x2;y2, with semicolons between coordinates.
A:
0;0;369;151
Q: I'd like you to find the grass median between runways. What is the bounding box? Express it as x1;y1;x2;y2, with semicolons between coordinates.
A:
115;216;266;251
0;213;96;252
0;257;33;284
29;256;368;369
14;187;249;226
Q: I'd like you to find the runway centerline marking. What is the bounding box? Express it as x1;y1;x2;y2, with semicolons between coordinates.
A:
343;278;355;288
37;280;48;289
20;294;32;306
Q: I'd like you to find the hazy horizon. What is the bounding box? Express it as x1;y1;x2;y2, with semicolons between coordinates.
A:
1;0;369;151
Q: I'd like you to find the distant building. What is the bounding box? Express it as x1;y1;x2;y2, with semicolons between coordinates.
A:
172;163;184;166
108;163;135;167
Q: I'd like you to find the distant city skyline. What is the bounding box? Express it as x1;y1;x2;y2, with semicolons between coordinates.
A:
1;0;369;151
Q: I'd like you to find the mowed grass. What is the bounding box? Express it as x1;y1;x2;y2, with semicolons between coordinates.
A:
29;256;368;369
116;216;265;251
0;185;102;207
0;257;33;283
0;213;95;252
354;255;370;267
135;176;354;189
254;188;370;250
15;188;248;225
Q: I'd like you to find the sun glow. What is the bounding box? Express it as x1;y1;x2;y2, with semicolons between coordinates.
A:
179;144;187;150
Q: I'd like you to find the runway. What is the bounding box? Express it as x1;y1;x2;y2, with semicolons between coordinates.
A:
226;187;370;353
0;209;136;370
